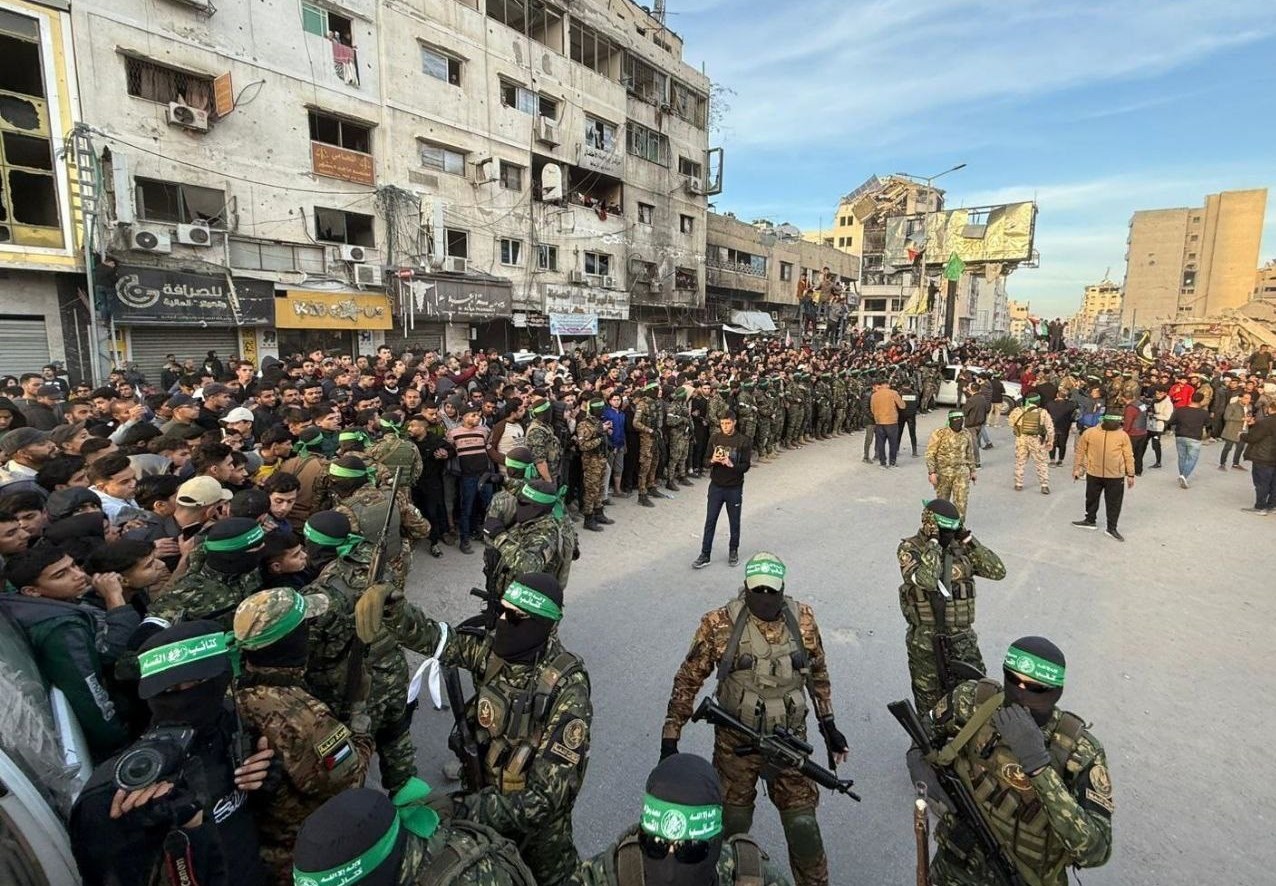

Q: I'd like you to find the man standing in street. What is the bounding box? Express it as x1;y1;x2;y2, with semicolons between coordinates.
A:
662;553;847;886
925;410;977;519
1167;391;1211;489
870;376;905;467
1072;412;1135;541
1242;399;1276;514
1007;394;1054;494
961;381;991;468
693;411;751;569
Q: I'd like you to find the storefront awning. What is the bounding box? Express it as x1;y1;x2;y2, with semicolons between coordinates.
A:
726;310;777;334
276;289;393;329
110;266;273;325
406;274;513;321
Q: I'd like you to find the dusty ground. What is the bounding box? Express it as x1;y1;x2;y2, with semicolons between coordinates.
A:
403;409;1274;885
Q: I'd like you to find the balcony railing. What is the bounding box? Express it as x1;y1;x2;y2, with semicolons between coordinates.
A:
705;256;766;277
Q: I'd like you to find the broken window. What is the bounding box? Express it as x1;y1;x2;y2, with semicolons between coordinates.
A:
637;202;654;225
421;45;462;86
678;156;702;178
675;267;697;290
670;80;707;127
419;141;466;175
538;94;558;120
135;178;227;228
314;207;374;246
123;55;213;110
584;252;610;277
487;0;528;32
537;244;557;270
500;80;536;114
570;22;618;76
0;17;62;247
445;228;469;258
585;115;616;151
308;109;371;153
623;54;667;104
527;1;564;51
626;121;669;166
499;161;523;191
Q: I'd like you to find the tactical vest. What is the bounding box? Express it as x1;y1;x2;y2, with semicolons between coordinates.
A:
474;650;584;794
347;490;402;561
527;419;562;470
938;680;1088;885
370;436;422;485
1014;406;1044;438
899;537;977;632
417;821;537;885
715;598;809;733
612;833;765;886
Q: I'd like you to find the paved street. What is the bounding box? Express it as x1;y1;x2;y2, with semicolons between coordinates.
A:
403;408;1274;885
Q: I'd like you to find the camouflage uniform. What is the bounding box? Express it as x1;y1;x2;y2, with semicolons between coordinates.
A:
394;824;537;884
366;432;424;487
706;391;730;427
812;375;832;438
1008;404;1055;491
278;451;330;525
735;387;758;454
235;666;374;883
303;545;419;793
488;477;526;530
831;375;848;436
388;608;592;886
897;531;1005;713
782;381;800;448
925;426;977;519
663;592;836;886
921;368;940;414
926;680;1113;885
753;383;774;459
526;416;563;483
486;512;577;596
665;395;691;483
575;413;607;517
632;396;659;496
334;484;430;590
570;827;791;885
149;563;262;629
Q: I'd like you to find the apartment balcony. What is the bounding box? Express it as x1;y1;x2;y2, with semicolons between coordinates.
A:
705;257;767;295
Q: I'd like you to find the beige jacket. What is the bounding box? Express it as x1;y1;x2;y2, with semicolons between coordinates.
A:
1074;426;1135;478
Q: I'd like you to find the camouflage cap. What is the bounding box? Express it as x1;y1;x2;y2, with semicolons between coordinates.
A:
743;551;786;591
234;588;330;650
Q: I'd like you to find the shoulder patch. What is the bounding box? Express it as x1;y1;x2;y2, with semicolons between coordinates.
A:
315;723;354;770
563;718;588;750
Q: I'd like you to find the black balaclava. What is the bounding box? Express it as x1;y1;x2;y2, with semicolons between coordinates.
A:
741;552;787;622
305;510;353;572
947;409;965;432
148;672;231;732
491;572;561;665
513;478;558;524
138;620;234;733
641;753;725;886
293;788;405;886
1003;635;1066;726
924;498;962;548
204;517;266;577
244;621;311;669
744;588;785;622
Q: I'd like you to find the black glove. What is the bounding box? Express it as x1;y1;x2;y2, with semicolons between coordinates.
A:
818;716;849;756
955;527;973;544
481;518;506;542
993;705;1050;773
660;738;679;760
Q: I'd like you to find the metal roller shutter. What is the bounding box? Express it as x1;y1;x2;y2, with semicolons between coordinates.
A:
0;316;51;377
127;327;239;385
383;324;445;355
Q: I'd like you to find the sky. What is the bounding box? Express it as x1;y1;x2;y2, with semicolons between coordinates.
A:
670;0;1276;317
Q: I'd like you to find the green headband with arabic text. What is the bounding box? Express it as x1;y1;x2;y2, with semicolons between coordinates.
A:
204;524;266;552
1003;645;1066;688
304;522;365;558
640;795;723;842
502;580;563;622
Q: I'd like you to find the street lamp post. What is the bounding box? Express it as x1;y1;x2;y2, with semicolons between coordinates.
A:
895;163;966;338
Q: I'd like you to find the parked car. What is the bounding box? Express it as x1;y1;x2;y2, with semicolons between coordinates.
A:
936;365;1022;407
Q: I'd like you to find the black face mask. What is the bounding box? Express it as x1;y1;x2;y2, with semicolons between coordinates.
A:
641;837;723;886
744;589;784;621
491;615;553;664
148;673;231;732
948;419;964;432
206;547;265;578
1004;679;1062;727
244;622;311;670
937;528;956;548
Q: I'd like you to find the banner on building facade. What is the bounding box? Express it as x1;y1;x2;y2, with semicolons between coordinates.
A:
543;284;629;320
408;275;513;320
110;266;273;325
549;313;598;336
276;290;393;329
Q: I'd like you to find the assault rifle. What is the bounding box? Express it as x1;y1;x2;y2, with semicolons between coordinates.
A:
342;467;402;712
887;699;1026;886
692;698;860;801
930;573;985;696
444;664;484;790
469;585;502;632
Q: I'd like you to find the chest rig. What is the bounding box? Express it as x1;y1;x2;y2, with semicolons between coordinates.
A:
902;538;977;632
474;649;583;794
935;680;1088;885
715;598;811;734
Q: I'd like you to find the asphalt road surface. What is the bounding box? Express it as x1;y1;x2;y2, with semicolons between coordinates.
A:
402;408;1273;885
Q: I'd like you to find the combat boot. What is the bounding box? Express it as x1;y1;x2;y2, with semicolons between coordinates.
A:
678;476;694;487
638;493;655;507
583;514;603;532
665;478;679;492
649;487;670;499
594;509;614;525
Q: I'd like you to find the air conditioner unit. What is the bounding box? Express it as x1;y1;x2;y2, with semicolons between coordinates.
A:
166;0;216;11
445;256;468;273
602;275;616;289
649;280;664;293
176;221;213;246
130;225;172;254
354;264;383;287
166;102;210;132
474;158;496;183
685;176;704;196
339;244;367;263
567;270;586;284
535;118;561;146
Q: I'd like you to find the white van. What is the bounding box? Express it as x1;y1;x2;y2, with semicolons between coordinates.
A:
936;365;1022;407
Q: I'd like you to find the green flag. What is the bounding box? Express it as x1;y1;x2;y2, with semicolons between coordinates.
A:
944;253;965;281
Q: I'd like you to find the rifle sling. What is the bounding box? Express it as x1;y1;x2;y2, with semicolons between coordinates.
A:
931;691;1003;768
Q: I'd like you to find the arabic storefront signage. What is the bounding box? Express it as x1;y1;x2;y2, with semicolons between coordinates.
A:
549;313;598;336
578;143;624;177
543;284;630;320
276;290;393;329
408;276;513;321
111;267;273;325
311;142;375;186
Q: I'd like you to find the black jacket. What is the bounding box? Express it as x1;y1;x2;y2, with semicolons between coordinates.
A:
1243;414;1276;466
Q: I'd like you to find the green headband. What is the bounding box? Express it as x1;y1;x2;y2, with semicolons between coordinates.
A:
329;463;374;480
138;632;230;680
521;484;567;520
1103;413;1123;422
294;435;321;454
640;794;723;842
239;591;307;650
923;500;962;530
293;778;439;886
379;418;403;435
531;400;551;415
304;523;365;558
504;455;538;480
947;410;964;419
1004;646;1066;688
641;382;659;393
587;399;604;412
1025;394;1041;404
744;557;786;583
204;524;266;553
672;388;689;400
338;430;370;445
502;580;563;622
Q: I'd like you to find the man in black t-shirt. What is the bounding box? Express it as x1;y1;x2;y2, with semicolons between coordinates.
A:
692;411;752;569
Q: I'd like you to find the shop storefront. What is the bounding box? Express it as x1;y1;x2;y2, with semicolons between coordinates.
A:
389;274;513;354
110;265;272;381
273;288;393;357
